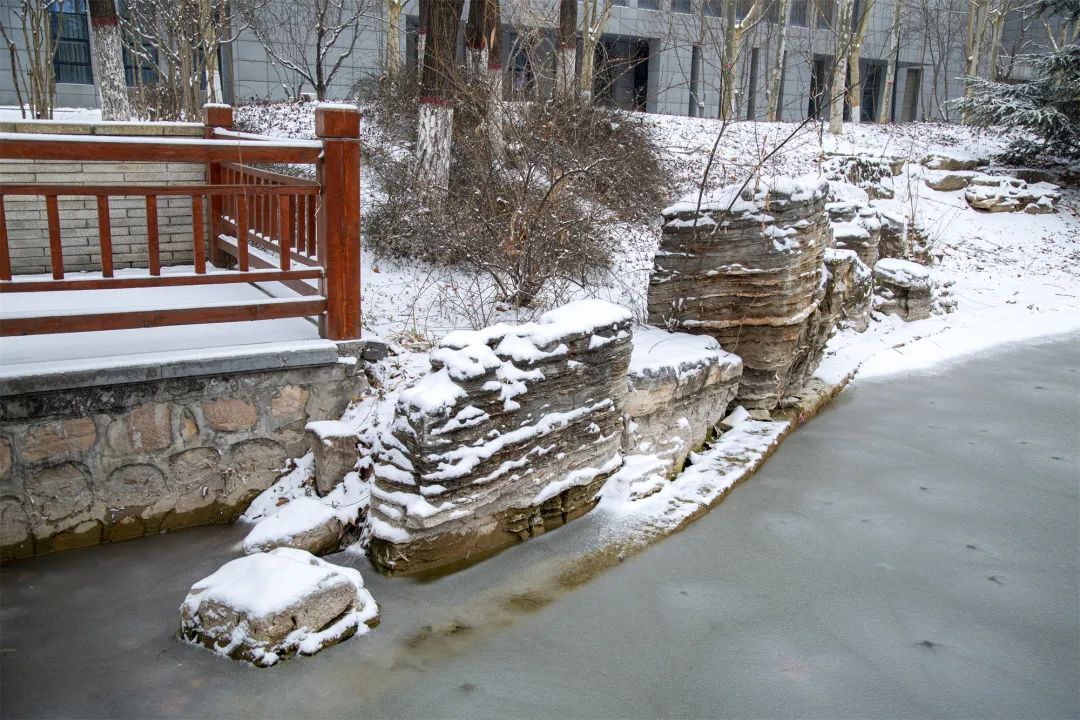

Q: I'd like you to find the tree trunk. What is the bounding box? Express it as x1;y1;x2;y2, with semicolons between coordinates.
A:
555;0;577;99
465;0;486;80
417;0;464;197
387;0;402;78
829;0;854;134
877;0;904;123
89;0;132;120
720;0;738;120
416;0;428;76
485;0;503;158
766;0;790;121
845;0;873;123
962;0;990;122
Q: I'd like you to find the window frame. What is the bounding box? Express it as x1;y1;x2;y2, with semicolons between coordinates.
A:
51;0;93;86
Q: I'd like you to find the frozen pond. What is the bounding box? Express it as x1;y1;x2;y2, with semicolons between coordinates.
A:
2;335;1077;718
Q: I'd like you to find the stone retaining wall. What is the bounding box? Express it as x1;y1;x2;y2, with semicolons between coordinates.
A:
0;120;205;275
0;359;367;561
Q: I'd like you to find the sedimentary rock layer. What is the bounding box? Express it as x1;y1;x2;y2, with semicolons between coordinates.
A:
647;176;832;409
368;300;633;575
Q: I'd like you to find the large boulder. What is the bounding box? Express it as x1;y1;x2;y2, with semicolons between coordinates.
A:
964;176;1059;214
180;547;378;667
924;170;976;192
823;155;899;199
624;326;742;480
242;497;344;556
647;175;833;410
873;259;934;321
368;299;633;576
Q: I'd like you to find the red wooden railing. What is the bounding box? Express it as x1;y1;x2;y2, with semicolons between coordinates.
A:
0;104;362;341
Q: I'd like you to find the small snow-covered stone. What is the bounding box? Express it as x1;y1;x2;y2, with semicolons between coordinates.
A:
305;421;357;496
923;170;975;192
242;498;343;556
180;548;378;667
873;259;934;321
964;176;1059;214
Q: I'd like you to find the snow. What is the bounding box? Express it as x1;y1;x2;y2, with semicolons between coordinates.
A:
305;420;356;441
628;325;738;379
874;258;931;283
242;498;338;554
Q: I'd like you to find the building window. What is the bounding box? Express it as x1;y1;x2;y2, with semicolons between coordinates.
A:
703;0;722;16
790;0;808;25
123;44;159;87
816;0;834;28
672;0;692;12
736;0;754;20
638;0;659;9
510;48;535;98
51;0;92;85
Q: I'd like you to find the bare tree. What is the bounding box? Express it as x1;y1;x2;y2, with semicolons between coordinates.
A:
386;0;404;77
236;0;372;100
88;0;131;119
555;0;577;98
2;0;60;119
845;0;874;122
579;0;611;102
464;0;486;77
416;0;464;196
720;0;763;119
962;0;991;120
766;0;791;120
416;0;427;68
829;0;855;133
878;0;905;122
122;0;241;118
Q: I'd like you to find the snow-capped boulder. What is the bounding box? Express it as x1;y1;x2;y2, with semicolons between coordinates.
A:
921;151;984;171
823;155;900;199
823;249;873;332
648;175;833;409
180;548;378;667
873;259;934;321
624;326;742;479
924;170;976;192
368;299;633;575
964;176;1059;214
305;421;358;496
242;497;343;556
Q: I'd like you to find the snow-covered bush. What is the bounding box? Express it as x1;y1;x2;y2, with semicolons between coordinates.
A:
364;84;670;308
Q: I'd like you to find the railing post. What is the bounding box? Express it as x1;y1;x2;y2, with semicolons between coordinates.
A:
315;104;362;341
203;104;233;268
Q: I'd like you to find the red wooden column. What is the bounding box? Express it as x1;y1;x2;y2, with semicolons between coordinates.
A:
203;104;233;268
315;105;362;341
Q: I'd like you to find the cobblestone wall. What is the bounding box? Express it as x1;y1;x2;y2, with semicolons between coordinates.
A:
0;120;205;275
0;361;368;561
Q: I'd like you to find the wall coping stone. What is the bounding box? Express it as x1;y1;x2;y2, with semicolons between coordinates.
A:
0;340;342;398
0;120;203;137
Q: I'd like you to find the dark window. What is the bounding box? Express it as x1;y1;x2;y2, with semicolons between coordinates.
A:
703;0;722;16
736;0;754;20
672;0;692;11
638;0;659;9
790;0;808;25
611;0;627;6
510;48;535;98
123;44;159;86
51;0;92;85
765;0;780;23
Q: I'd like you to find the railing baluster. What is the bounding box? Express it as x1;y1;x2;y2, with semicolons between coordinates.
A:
45;194;64;280
307;195;317;258
0;196;11;280
237;191;250;272
192;194;206;274
279;194;293;271
296;195;306;256
146;195;160;276
96;196;113;278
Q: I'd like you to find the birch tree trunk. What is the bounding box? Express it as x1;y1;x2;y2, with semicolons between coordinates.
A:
720;0;738;120
962;0;990;122
766;0;791;121
829;0;855;134
417;0;428;74
877;0;904;123
387;0;403;77
417;0;464;197
555;0;577;99
579;0;609;103
845;0;873;123
89;0;132;120
485;0;503;158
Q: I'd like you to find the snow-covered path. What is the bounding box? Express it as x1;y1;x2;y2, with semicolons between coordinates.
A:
2;334;1076;718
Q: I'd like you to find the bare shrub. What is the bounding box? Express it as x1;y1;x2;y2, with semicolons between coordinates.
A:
364;82;670;309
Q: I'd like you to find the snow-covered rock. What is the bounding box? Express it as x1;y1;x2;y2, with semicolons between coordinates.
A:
179;548;378;667
242;497;343;556
368;299;633;575
305;420;358;496
824;249;873;332
823;155;901;199
624;326;742;480
923;170;976;192
921;151;984;171
648;175;834;410
964;176;1059;214
873;259;935;321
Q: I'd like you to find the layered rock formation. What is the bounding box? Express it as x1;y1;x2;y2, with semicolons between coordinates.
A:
873;259;935;321
624;326;742;477
368;300;633;575
965;176;1059;214
823;155;902;199
647;176;832;410
826;181;882;266
180;547;379;667
823;249;873;332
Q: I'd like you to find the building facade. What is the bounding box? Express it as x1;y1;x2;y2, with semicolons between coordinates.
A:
0;0;1045;123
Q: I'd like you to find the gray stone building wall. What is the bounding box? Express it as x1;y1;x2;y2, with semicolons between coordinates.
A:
0;120;204;275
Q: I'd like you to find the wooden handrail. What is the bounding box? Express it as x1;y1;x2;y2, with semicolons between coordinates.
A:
0;183;319;196
0;136;321;164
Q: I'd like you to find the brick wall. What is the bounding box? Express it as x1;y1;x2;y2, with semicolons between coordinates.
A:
0;120;206;275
